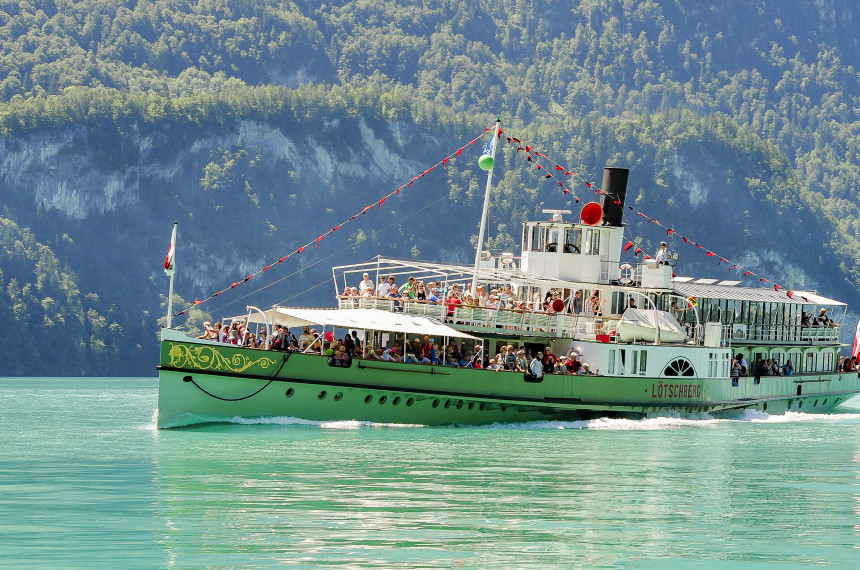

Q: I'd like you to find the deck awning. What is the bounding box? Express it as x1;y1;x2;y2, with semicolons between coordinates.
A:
672;282;846;306
238;307;480;340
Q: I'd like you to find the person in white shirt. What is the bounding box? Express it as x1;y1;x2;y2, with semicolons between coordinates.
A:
475;285;489;307
377;276;392;297
358;273;374;295
656;241;671;265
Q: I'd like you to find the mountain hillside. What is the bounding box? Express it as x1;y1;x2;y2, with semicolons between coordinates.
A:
1;0;859;375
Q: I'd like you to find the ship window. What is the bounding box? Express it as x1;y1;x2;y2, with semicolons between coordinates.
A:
564;228;581;254
608;350;616;374
547;227;559;252
583;228;593;255
591;229;601;255
822;351;834;371
663;358;695;377
639;350;647;374
805;352;817;372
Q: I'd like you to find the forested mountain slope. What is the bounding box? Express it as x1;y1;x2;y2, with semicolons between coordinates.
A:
1;0;858;375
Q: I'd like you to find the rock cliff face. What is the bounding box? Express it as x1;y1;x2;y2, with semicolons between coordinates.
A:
0;106;856;375
0;112;483;375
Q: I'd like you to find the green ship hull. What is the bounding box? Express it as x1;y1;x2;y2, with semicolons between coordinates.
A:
157;332;860;428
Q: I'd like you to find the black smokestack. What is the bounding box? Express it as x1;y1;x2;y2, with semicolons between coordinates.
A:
599;167;629;227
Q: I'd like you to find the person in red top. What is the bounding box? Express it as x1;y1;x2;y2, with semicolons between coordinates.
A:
543;348;557;373
446;290;462;318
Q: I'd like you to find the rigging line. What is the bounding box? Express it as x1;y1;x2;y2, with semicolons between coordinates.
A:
174;125;495;317
202;192;453;317
506;131;807;297
272;192;453;305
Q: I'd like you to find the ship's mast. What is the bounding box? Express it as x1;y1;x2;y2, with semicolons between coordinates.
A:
472;117;500;294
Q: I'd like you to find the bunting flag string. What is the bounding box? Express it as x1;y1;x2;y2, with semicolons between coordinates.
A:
503;134;597;202
505;135;811;303
172;126;495;317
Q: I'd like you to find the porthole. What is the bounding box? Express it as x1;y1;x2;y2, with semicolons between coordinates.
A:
814;400;819;407
762;402;768;411
318;390;327;400
285;388;294;398
835;398;841;405
444;399;452;409
500;405;507;412
468;402;475;410
787;399;793;410
378;395;387;404
392;396;401;405
823;399;828;406
798;400;803;408
406;397;414;406
479;403;486;411
364;395;373;404
432;399;440;408
456;400;464;409
334;392;343;401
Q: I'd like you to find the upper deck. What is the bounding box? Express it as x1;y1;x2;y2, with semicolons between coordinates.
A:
332;257;843;348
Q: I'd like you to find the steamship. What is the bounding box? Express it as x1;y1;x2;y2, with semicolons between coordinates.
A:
156;131;860;427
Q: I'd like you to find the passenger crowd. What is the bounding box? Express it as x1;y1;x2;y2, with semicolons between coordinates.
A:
193;318;594;378
339;272;607;317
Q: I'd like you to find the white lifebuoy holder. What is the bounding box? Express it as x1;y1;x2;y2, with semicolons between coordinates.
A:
618;263;634;285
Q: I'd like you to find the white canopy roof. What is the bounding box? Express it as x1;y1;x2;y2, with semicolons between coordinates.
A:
617;308;687;343
239;307;479;340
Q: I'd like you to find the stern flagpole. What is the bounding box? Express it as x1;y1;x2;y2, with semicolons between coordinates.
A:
164;221;178;329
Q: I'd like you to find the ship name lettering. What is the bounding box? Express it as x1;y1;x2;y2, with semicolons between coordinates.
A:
651;381;701;399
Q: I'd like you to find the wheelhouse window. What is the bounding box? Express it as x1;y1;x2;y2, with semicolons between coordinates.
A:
564;228;581;254
583;228;601;255
547;227;560;252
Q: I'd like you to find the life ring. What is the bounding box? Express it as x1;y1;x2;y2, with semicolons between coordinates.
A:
618;263;634;285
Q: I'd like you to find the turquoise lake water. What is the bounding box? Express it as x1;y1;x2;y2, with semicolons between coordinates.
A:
1;377;859;568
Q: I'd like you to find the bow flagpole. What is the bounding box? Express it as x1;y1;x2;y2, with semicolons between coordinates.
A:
164;221;178;329
472;117;500;294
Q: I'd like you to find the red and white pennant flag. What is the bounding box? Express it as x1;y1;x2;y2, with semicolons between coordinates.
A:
164;222;177;273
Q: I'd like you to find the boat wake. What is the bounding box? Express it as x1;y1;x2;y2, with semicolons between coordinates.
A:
225;416;427;429
481;406;860;430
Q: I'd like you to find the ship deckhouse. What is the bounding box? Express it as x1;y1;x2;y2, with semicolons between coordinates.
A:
519;167;672;290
